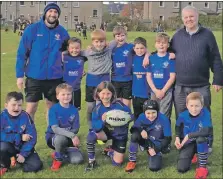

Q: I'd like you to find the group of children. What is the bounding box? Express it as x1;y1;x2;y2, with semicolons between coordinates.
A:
0;26;212;179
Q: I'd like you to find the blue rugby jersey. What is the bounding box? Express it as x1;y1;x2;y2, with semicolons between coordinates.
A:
176;107;212;138
132;55;149;98
46;103;80;137
0;109;37;157
147;53;175;91
111;43;134;82
133;112;172;141
63;54;87;91
92;100;132;140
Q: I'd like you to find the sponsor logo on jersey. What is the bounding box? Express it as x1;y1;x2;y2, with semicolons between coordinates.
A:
116;62;125;68
154;73;164;79
68;71;79;76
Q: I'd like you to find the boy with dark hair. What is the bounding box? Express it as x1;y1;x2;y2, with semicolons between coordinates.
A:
175;92;212;179
0;92;43;176
125;99;171;173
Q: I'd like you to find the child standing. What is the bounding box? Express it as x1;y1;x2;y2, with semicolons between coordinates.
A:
0;92;43;176
175;92;211;179
147;32;176;120
125;99;171;173
111;26;134;107
131;37;150;120
63;37;87;110
45;83;83;171
82;29;117;129
85;81;132;172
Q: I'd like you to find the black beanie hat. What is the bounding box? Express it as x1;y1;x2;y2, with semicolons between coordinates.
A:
143;100;159;113
44;3;61;17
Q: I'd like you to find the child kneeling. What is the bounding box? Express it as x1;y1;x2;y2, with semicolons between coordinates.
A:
45;83;83;171
125;99;172;172
175;92;211;179
85;81;132;172
0;92;43;176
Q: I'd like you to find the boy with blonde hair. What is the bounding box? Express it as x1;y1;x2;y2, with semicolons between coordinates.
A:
147;32;176;120
175;92;212;179
111;26;134;107
81;29;117;129
46;83;83;171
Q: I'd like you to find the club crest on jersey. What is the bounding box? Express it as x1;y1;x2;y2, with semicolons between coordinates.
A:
198;122;203;128
163;61;169;68
21;125;26;131
154;124;161;131
69;114;76;121
123;50;129;57
77;60;82;64
55;33;60;40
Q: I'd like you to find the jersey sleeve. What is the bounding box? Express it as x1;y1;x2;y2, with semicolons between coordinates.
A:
162;115;172;137
202;108;212;127
19;113;37;158
169;58;176;73
48;107;59;127
92;107;104;132
70;108;80;134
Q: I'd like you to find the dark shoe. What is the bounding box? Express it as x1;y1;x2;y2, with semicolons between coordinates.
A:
85;160;98;172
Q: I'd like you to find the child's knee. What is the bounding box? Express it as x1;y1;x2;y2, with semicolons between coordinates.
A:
23;160;43;173
87;131;97;143
54;135;68;146
177;159;190;173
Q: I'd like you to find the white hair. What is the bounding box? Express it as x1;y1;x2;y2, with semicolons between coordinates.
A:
182;5;199;16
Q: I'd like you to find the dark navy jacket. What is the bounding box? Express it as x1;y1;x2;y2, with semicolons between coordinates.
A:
0;109;37;157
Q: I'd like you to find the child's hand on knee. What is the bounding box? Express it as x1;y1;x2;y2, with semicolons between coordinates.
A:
141;130;148;139
72;136;80;147
175;137;181;149
148;148;156;156
22;134;33;142
16;154;25;163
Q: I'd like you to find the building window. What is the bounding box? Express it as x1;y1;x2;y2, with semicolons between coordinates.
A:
10;14;13;21
159;16;164;21
30;1;34;6
204;2;209;8
62;2;67;7
188;2;193;6
159;1;164;7
65;16;68;22
173;1;179;8
93;10;98;17
74;16;78;22
9;1;12;6
44;1;47;5
20;1;25;6
73;2;79;7
218;2;222;9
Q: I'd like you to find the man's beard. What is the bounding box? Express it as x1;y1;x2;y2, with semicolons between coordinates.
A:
46;16;57;24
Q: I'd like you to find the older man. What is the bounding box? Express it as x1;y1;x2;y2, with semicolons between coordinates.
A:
171;4;223;151
16;3;70;121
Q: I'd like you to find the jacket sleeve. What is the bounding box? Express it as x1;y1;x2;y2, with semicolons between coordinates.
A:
207;31;223;86
16;25;34;78
92;109;104;132
0;113;19;143
175;115;184;137
60;30;70;52
19;115;37;158
70;109;80;134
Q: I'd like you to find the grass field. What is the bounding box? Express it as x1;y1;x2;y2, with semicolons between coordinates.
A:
0;30;222;179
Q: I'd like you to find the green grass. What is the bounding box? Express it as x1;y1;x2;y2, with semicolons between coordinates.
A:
1;30;222;178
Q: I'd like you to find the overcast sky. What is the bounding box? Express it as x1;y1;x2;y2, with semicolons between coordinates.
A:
103;2;128;4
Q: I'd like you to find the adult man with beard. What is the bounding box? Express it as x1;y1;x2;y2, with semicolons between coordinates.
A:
16;3;70;122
